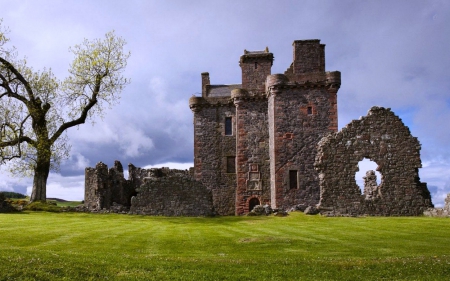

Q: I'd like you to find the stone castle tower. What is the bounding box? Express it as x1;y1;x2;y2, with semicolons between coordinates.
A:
189;40;341;215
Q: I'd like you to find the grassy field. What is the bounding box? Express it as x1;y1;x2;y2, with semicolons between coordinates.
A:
0;211;449;280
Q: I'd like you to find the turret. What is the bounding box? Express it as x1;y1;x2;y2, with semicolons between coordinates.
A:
239;48;273;91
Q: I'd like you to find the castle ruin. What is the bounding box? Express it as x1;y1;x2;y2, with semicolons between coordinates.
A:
84;39;433;216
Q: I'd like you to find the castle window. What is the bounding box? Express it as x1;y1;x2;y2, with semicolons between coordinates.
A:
226;156;236;173
255;62;258;69
225;117;232;135
289;170;298;189
307;106;313;115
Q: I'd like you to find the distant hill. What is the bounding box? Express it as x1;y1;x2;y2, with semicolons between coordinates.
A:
0;191;27;199
46;198;69;202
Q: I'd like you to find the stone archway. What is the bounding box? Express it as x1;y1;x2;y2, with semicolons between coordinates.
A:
314;106;432;216
248;197;260;212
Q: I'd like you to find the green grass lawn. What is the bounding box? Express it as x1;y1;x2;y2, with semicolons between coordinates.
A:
50;200;83;207
0;212;449;280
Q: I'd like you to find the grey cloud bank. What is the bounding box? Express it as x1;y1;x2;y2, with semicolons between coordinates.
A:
0;0;449;206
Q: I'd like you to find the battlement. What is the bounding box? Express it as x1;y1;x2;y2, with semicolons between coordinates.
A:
239;47;274;64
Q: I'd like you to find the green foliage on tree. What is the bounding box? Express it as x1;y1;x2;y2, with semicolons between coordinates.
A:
0;19;130;202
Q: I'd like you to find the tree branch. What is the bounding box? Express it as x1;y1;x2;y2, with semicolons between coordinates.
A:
50;75;103;144
0;135;34;148
0;64;29;104
0;57;34;103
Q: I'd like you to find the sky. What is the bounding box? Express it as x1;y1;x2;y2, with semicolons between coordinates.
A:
0;0;449;206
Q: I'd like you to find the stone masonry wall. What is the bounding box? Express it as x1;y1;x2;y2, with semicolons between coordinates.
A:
266;77;334;210
84;161;134;210
240;50;273;91
85;161;213;216
129;168;214;216
190;101;237;215
315;106;433;216
232;92;271;215
292;40;325;74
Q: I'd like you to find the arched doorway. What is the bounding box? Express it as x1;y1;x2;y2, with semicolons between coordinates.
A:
248;198;260;212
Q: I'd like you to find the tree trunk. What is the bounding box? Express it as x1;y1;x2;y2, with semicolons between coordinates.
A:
30;153;51;202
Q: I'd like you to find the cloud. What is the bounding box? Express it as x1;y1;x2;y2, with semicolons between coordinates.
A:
25;173;85;201
142;162;193;171
420;161;450;207
0;172;31;195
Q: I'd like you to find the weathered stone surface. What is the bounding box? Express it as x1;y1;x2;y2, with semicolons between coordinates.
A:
315;106;433;216
248;205;266;216
191;104;237;215
85;161;214;216
290;204;308;212
424;193;450;217
84;161;134;210
304;206;319;215
190;39;340;215
129;168;214;216
364;170;380;200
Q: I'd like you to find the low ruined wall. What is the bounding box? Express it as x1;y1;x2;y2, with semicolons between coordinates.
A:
84;161;134;210
315;106;433;216
129;168;214;216
424;193;450;217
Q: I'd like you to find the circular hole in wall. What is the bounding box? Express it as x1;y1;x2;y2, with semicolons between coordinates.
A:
355;158;382;195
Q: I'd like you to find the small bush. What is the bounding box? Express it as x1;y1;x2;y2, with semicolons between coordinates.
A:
12;199;29;206
24;201;61;212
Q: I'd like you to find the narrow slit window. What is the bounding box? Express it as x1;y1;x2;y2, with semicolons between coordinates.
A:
225;117;232;135
227;156;236;173
255;62;258;69
307;106;313;115
289;170;298;189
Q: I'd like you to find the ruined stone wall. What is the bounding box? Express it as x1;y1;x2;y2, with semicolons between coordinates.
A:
129;168;214;216
190;102;237;215
266;75;334;210
424;193;450;217
84;161;133;210
315;106;433;216
232;91;270;215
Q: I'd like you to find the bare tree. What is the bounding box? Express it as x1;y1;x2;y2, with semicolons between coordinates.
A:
0;20;130;202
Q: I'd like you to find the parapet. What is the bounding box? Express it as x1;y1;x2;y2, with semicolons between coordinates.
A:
239;48;274;64
326;71;341;85
189;96;204;112
230;88;249;99
266;74;289;88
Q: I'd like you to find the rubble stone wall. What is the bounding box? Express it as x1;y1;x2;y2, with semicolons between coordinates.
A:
129;168;214;216
85;161;214;216
315;106;433;216
233;95;271;215
424;193;450;217
85;161;134;210
191;103;237;215
267;80;334;210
